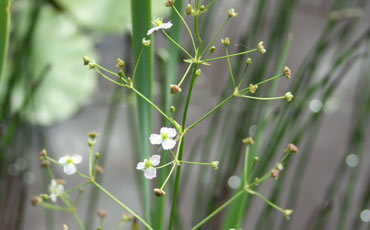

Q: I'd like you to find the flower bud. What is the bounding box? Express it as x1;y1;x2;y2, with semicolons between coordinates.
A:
56;179;65;185
242;137;254;145
170;84;182;94
164;0;175;7
170;106;175;113
246;58;252;65
228;8;238;18
211;161;219;170
40;194;49;201
200;5;206;12
276;163;284;171
95;165;104;174
116;58;125;68
88;132;98;139
221;37;230;46
95;152;100;159
122;213;134;222
40;160;50;167
209;46;216;53
142;38;151;47
283;66;292;79
248;84;258;94
195;68;201;77
154;188;166;197
96;227;102;230
286;143;299;154
97;210;107;219
31;196;40;206
118;69;124;77
257;41;266;53
88;61;96;69
254;156;259;163
63;224;68;230
285;92;293;102
185;4;194;15
284;209;293;220
88;140;96;147
271;169;279;180
83;56;91;65
39;149;47;160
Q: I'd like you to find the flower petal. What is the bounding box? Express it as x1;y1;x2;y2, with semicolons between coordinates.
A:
136;162;145;170
160;21;173;30
51;179;57;187
147;28;156;36
150;155;161;166
63;163;77;175
58;156;69;164
162;139;176;150
149;134;162;145
144;167;156;179
72;154;82;164
50;194;57;203
167;128;177;138
56;184;64;195
160;127;169;135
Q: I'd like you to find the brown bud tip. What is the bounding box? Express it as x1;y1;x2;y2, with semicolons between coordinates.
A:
88;132;98;139
164;0;175;7
40;160;50;167
116;58;125;68
56;179;66;185
257;41;266;53
283;66;292;79
185;4;194;15
271;169;279;180
31;196;39;206
242;137;254;145
170;84;182;94
287;143;299;154
63;224;69;230
248;84;258;94
284;209;293;220
39;149;47;159
211;161;219;170
122;213;134;222
97;210;107;218
154;188;166;197
95;165;104;174
82;56;91;65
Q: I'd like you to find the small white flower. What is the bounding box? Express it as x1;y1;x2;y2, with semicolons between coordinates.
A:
149;127;177;150
136;155;161;179
49;179;64;203
58;154;82;175
147;18;173;35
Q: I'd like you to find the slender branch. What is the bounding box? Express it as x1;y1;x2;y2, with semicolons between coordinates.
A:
203;49;258;62
172;5;197;52
132;47;145;82
160;163;177;190
201;17;230;57
225;47;236;89
177;63;193;87
237;95;285;101
162;30;193;59
180;160;212;166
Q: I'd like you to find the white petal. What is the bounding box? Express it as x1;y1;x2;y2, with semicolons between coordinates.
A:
63;163;76;175
72;154;82;164
58;156;69;164
160;127;168;135
136;162;145;170
160;21;173;29
150;155;161;166
56;184;64;195
50;194;57;203
162;139;176;150
147;28;156;35
149;134;162;145
167;128;177;138
51;179;57;187
144;167;156;179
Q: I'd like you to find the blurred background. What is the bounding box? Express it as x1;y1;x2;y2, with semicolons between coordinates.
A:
1;0;370;229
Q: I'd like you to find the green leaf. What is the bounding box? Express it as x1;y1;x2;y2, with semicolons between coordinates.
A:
0;0;10;81
12;6;97;125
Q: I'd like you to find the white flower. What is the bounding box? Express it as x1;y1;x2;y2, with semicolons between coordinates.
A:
49;179;64;203
58;154;82;175
149;127;177;150
147;18;173;35
136;155;161;179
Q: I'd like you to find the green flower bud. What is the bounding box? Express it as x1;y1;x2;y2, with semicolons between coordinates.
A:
116;58;125;68
248;84;258;94
209;46;216;53
221;37;230;46
285;92;293;102
246;58;252;65
242;137;254;145
142;38;151;47
211;161;219;170
228;8;238;18
195;68;201;77
82;56;91;65
185;4;194;15
257;41;266;53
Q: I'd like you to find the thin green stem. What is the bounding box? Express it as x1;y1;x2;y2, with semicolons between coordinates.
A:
225;47;236;89
205;0;217;9
237;63;251;90
194;0;202;50
46;156;63;166
172;5;196;52
162;30;193;59
201;17;230;57
160;163;176;190
62;181;90;196
89;145;94;177
96;64;121;79
246;189;286;214
238;95;285;101
95;68;125;87
72;211;85;230
169;150;177;160
239;73;284;94
186;94;234;131
132;47;145;83
180;160;212;166
91;180;153;230
244;145;250;186
203;49;257;62
155;161;174;169
39;202;71;212
191;190;245;230
177;63;193;87
76;171;90;180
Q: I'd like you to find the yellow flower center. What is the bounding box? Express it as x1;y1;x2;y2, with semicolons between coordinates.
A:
161;133;169;140
145;161;152;168
154;19;162;27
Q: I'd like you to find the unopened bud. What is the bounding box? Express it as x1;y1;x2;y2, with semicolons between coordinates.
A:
40;194;49;201
31;196;39;206
286;143;299;154
164;0;175;7
88;61;96;69
40;160;50;167
88;132;98;139
285;92;293;102
39;149;47;160
209;46;216;53
116;58;125;68
96;227;102;230
228;8;238;18
170;84;182;94
284;209;293;220
97;210;107;219
142;38;151;47
88;140;96;147
283;66;292;79
254;156;259;163
118;69;124;77
276;163;284;171
211;161;219;170
221;37;230;46
95;165;104;174
56;179;65;185
257;41;266;53
246;58;252;65
170;106;175;113
154;188;166;197
248;84;258;94
200;5;206;12
195;68;201;77
122;213;134;222
185;4;194;15
271;169;279;180
242;137;254;145
82;56;91;65
63;224;68;230
95;152;100;159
